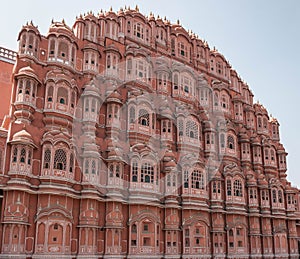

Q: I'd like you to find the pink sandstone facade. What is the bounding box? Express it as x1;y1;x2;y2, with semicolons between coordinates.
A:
0;6;300;259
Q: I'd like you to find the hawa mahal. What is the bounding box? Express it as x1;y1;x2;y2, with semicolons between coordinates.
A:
0;6;299;259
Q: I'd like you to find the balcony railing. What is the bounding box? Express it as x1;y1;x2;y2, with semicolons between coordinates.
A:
0;47;17;63
41;168;74;180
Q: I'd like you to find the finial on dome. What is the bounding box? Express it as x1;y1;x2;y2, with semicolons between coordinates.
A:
62;18;65;24
110;6;113;11
164;16;167;21
124;5;127;10
135;5;139;11
51;18;54;24
177;19;180;25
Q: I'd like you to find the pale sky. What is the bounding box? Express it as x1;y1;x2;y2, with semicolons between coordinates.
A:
1;0;299;186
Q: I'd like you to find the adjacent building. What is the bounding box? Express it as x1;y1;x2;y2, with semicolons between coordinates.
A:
0;6;299;259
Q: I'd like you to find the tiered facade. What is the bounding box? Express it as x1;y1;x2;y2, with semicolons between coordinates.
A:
0;6;300;259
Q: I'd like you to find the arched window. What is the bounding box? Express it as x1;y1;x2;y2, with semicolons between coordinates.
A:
43;149;51;168
162;121;167;133
12;147;18;162
109;165;114;177
47;86;53;102
17;79;23;94
263;117;268;129
172;174;176;187
71;92;75;108
116;165;120;177
272;189;277;203
227;135;235;150
91;99;96;113
270;149;276;162
54;149;67;170
186;120;198;140
278;190;283;203
85;160;90;174
191;170;204;190
233;179;242;197
20;148;26;163
265;148;269;160
227;179;232;196
214;92;219;107
262;190;269;201
131;161;138;182
91;160;96;174
49;39;55;56
139;109;149;126
178;119;184;137
221;94;229;109
84;23;89;39
141;162;154;183
212;181;217;193
127;58;132;76
85;99;89;112
129;106;136;123
212;181;221;194
57;87;68;105
69;153;74;173
25;80;31;95
107;54;111;69
132;224;137;233
27;150;31;165
173;73;179;90
58;42;69;60
107;104;113;118
220;133;225;148
183;170;189;188
258;117;262;129
113;55;117;69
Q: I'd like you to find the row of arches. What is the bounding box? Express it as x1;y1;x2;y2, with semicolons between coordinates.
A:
3;207;296;256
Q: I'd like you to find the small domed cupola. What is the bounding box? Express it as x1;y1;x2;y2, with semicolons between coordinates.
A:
18;21;41;58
